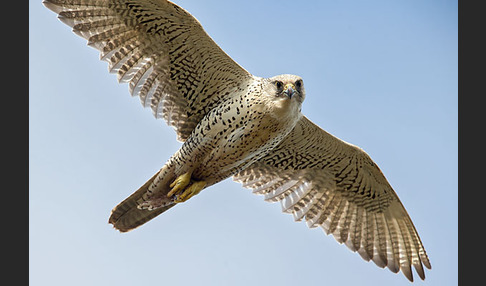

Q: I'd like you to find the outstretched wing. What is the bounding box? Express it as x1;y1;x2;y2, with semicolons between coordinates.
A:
44;0;252;141
233;116;431;282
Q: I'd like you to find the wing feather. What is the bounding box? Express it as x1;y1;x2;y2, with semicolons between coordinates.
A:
334;200;351;244
350;204;364;253
342;202;358;251
233;116;431;281
44;0;252;141
328;197;346;236
363;210;375;261
376;213;389;266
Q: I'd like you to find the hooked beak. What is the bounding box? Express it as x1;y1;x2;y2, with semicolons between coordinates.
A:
283;83;296;99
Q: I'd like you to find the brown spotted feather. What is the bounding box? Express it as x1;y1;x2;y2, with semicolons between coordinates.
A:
233;116;431;281
44;0;430;282
44;0;252;142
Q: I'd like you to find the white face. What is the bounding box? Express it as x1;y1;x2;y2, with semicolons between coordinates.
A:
267;74;305;104
265;74;305;116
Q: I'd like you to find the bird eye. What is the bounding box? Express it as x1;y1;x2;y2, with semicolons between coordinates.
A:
295;80;302;89
275;81;283;90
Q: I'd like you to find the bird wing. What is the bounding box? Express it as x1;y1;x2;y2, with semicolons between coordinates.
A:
233;116;431;282
44;0;252;141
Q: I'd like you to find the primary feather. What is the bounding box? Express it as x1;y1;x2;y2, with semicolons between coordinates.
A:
44;0;430;281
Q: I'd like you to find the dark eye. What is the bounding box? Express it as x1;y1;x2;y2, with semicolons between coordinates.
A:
275;81;283;91
295;80;302;89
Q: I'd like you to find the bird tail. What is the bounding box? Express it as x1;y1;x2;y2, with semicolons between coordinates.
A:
108;171;175;232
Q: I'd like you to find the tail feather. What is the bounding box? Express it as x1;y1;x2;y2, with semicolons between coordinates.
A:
108;171;175;232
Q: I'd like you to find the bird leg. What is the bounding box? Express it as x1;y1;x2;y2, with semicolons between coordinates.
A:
167;172;207;203
174;181;206;203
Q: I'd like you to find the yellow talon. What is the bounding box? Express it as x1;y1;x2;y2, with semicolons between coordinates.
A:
167;172;206;203
167;172;192;198
174;181;207;203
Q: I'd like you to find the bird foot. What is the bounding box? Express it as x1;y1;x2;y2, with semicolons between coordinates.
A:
167;172;206;203
174;181;206;203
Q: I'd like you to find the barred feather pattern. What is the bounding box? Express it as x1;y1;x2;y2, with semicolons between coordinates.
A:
45;0;431;281
44;0;252;142
233;116;431;281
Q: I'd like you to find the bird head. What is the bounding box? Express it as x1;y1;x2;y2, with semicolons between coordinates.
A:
264;74;306;116
268;74;305;103
264;74;305;116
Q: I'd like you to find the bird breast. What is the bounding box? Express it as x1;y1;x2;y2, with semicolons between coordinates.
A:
187;93;301;183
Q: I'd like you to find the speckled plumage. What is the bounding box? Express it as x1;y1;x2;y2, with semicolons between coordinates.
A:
44;0;430;282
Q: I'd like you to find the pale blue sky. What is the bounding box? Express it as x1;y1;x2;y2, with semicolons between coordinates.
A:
30;0;457;285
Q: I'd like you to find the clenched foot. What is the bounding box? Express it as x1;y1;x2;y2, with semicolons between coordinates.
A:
174;181;206;203
167;172;206;203
168;172;192;197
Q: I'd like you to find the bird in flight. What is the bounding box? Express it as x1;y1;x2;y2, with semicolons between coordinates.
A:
44;0;431;281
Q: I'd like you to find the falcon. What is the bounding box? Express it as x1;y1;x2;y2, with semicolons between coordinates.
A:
43;0;431;281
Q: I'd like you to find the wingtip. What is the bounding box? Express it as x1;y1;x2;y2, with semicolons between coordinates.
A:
401;265;414;282
42;0;63;14
413;260;427;280
58;15;76;28
43;0;75;29
423;257;432;270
